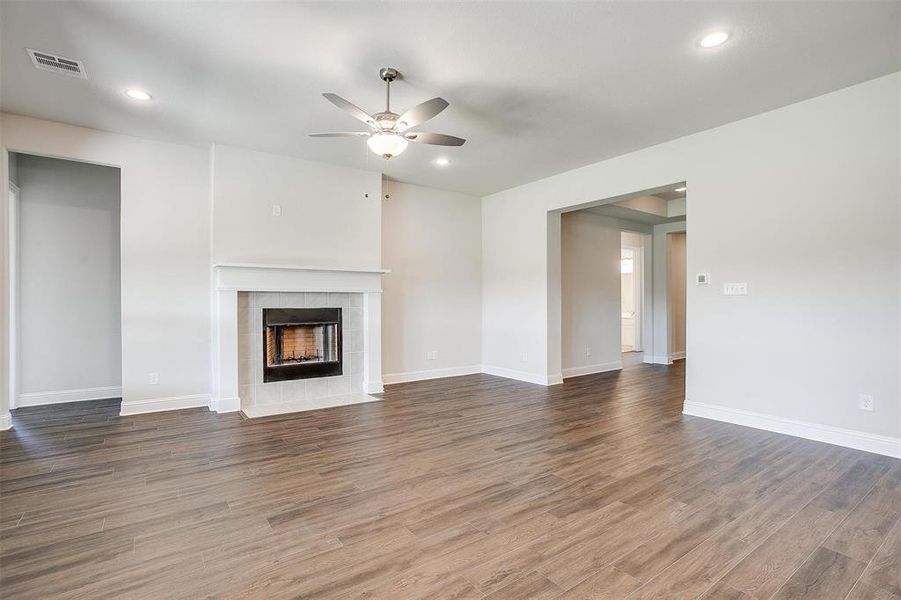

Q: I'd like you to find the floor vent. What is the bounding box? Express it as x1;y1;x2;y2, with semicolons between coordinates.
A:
27;48;87;79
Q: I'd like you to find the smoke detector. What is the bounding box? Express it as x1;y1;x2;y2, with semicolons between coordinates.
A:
27;48;87;79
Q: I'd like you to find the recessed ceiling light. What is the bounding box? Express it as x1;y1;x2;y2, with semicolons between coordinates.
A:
125;88;152;101
699;31;730;48
434;157;450;166
675;186;687;192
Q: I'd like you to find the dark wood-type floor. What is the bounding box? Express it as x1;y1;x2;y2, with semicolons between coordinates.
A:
1;360;899;599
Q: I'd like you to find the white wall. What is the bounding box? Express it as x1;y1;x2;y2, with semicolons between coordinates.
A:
2;114;212;413
668;231;686;357
212;144;382;269
482;73;900;445
381;180;482;382
561;210;623;376
16;154;121;402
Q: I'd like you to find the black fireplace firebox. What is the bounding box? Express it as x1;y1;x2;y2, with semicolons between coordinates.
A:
262;308;342;382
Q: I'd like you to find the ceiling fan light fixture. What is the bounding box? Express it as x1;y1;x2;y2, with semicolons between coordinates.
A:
367;132;408;159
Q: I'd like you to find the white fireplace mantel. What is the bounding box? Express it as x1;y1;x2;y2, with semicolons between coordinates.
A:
214;262;390;293
211;263;387;414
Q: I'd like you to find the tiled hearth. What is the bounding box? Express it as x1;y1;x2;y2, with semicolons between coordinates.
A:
238;292;364;415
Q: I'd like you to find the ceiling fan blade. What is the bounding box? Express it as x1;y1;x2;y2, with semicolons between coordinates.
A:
397;97;449;129
404;132;466;146
322;93;374;125
308;132;370;137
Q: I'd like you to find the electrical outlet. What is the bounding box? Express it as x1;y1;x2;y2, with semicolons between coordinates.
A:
859;394;874;412
426;351;438;360
586;346;592;357
271;204;282;217
521;351;528;362
148;372;159;385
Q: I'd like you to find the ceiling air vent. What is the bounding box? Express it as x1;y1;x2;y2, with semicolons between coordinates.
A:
27;48;87;79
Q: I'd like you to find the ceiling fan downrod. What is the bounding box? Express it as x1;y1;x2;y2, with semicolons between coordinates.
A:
379;67;398;112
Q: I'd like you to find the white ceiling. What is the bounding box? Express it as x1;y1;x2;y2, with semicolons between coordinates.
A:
1;1;898;196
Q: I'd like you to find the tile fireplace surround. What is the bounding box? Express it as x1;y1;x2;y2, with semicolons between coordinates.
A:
212;264;387;418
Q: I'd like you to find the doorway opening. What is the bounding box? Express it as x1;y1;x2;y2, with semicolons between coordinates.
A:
558;183;686;381
620;233;643;354
6;152;122;413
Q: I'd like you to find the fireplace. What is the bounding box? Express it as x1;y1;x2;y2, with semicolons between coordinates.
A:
263;308;342;382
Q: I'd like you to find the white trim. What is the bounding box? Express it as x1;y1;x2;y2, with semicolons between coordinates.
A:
241;393;380;418
213;262;390;275
209;396;240;414
18;385;122;407
481;364;563;386
0;412;11;431
7;182;19;409
383;365;482;385
643;355;672;365
670;351;686;360
562;361;623;379
683;401;901;459
120;393;210;416
214;264;386;293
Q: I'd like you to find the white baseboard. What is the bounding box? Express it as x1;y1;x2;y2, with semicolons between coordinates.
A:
670;351;686;360
481;364;563;386
643;355;672;365
120;394;210;416
242;393;380;418
562;361;623;379
683;401;901;459
210;396;240;414
0;412;11;431
383;365;482;385
18;386;122;407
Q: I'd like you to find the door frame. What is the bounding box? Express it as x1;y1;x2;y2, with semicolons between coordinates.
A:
7;181;19;409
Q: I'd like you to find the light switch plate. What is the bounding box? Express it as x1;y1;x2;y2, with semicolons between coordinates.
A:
271;204;282;217
723;282;748;296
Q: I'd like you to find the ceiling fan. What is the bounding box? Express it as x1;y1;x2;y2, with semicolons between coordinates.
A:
309;67;465;159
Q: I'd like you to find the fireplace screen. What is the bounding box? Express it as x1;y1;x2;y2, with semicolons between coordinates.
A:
262;308;342;382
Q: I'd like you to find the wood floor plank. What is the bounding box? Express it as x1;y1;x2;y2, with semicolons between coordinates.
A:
770;546;866;599
845;581;901;600
555;565;642;599
859;516;901;597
